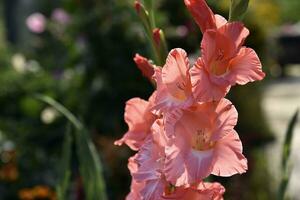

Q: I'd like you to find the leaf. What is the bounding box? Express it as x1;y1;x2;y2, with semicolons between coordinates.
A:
35;94;107;200
278;109;298;200
56;124;72;200
75;128;107;200
282;109;299;169
229;0;250;22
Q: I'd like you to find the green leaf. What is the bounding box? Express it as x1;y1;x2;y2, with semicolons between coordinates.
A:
56;124;72;200
35;94;107;200
278;109;299;200
282;109;299;169
229;0;250;22
75;128;107;200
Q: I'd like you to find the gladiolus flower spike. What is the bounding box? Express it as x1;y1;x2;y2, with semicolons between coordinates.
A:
115;0;265;199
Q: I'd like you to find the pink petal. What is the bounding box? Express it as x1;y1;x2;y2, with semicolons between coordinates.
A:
152;66;193;112
164;142;190;186
190;60;230;102
184;0;216;33
126;179;145;200
218;22;249;51
140;179;165;200
164;122;213;186
152;118;169;148
162;48;191;101
211;98;238;140
128;154;139;174
227;47;265;85
211;131;248;176
196;182;226;200
184;149;214;183
214;14;227;28
201;29;236;68
133;136;162;182
163;109;183;138
165;181;225;200
114;97;155;150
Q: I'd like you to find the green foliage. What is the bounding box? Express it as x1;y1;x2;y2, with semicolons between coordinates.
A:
229;0;249;21
56;125;72;200
278;109;299;200
36;95;107;200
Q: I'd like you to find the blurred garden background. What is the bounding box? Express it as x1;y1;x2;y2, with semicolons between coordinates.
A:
0;0;299;199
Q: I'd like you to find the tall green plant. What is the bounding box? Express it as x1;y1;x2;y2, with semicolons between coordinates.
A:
35;95;107;200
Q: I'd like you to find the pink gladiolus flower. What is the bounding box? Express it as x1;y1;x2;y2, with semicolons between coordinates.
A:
133;54;155;81
163;99;247;186
114;94;156;151
191;22;265;102
127;135;226;200
26;13;46;33
152;48;194;112
51;8;71;25
184;0;265;102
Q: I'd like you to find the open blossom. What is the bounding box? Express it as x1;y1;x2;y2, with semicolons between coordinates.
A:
163;99;247;186
152;48;194;112
26;13;46;33
185;0;265;102
127;136;225;200
114;94;156;151
191;22;265;102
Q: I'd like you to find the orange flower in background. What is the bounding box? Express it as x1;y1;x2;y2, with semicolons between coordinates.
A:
18;185;56;200
0;163;18;182
0;148;19;182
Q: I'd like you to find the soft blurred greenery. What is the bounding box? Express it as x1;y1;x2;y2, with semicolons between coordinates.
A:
0;0;298;199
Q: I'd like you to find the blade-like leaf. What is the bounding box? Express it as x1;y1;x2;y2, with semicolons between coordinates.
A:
229;0;249;22
75;128;107;200
35;94;107;200
282;109;299;169
278;109;298;200
56;124;72;200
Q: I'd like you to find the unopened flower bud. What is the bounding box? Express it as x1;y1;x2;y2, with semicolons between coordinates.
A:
133;54;154;80
134;0;142;14
152;28;161;47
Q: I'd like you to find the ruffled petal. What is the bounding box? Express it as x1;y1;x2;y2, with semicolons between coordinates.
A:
190;60;230;102
162;48;192;101
164;142;190;186
126;179;145;200
114;97;155;150
218;22;249;52
211;98;238;140
133;136;162;182
140;179;165;200
227;47;265;85
211;131;248;176
152;66;194;112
